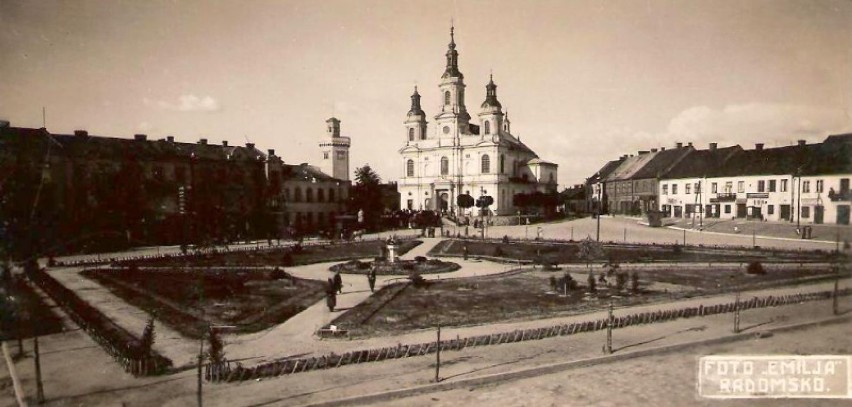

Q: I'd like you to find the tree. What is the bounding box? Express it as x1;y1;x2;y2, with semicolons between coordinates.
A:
207;327;225;364
139;317;156;357
456;194;474;214
350;165;384;231
577;237;604;271
631;271;640;294
587;270;597;294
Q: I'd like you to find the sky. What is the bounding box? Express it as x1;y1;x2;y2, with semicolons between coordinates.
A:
1;0;850;187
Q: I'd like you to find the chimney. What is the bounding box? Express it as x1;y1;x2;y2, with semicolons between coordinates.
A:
638;150;649;155
709;142;718;151
755;143;764;151
134;134;147;141
650;148;658;153
267;149;275;156
660;147;666;151
676;142;683;148
797;139;806;146
74;130;88;138
687;142;693;147
222;140;228;147
246;142;255;149
166;136;174;142
199;138;208;145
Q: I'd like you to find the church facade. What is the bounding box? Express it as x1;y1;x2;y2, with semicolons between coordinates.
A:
398;28;558;216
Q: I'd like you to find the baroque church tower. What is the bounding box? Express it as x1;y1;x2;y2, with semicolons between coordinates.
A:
434;26;472;138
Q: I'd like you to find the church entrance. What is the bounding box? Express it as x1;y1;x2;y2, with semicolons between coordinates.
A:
439;192;449;212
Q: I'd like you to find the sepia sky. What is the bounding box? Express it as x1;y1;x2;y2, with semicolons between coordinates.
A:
1;0;850;186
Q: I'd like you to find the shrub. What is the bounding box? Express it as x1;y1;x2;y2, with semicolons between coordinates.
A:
631;271;640;293
281;251;294;267
207;327;225;364
672;244;682;254
587;271;597;293
415;256;428;263
502;235;510;244
409;273;430;288
549;275;558;290
402;263;415;271
494;246;504;257
746;262;766;275
270;267;288;280
139;317;156;357
615;272;628;291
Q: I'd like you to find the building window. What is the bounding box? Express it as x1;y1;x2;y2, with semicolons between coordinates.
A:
306;188;314;203
725;182;733;194
294;187;302;202
421;128;427;140
725;205;731;214
484;120;490;135
329;188;335;202
841;178;850;193
481;154;490;174
767;205;774;215
500;155;505;173
440;156;449;175
407;199;413;210
408;128;414;141
803;180;810;193
317;188;324;203
769;180;776;192
444;91;451;105
323;151;329;159
685;183;691;194
662;184;668;195
337;151;346;159
780;179;788;192
816;179;824;193
802;206;810;218
672;184;678;194
711;182;717;193
738;181;744;193
175;167;187;184
695;182;701;193
406;159;414;177
757;180;765;192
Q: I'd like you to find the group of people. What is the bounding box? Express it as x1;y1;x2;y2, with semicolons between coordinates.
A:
325;267;380;312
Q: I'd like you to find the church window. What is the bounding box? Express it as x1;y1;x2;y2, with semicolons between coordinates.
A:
323;152;329;159
408;128;414;141
420;127;427;140
481;154;491;174
442;126;450;134
406;159;415;177
337;151;346;159
484;121;490;135
441;156;449;175
444;91;451;105
500;154;505;173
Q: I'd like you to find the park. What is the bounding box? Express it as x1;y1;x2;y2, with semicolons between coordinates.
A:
1;215;849;405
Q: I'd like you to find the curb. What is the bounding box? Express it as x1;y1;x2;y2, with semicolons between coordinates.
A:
665;226;838;245
2;342;28;407
302;314;850;407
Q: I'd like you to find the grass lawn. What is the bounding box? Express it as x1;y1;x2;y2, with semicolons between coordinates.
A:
0;279;65;340
429;239;833;264
82;268;326;339
329;271;661;337
122;240;423;268
329;263;849;337
329;258;460;275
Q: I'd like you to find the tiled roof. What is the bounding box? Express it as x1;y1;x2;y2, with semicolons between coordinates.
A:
279;163;342;183
662;146;742;179
630;147;693;179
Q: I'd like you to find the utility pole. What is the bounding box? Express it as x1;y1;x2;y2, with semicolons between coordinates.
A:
733;291;741;333
435;325;441;382
753;230;756;248
605;299;613;354
683;229;686;246
34;335;44;404
197;332;204;407
596;183;602;242
833;267;840;316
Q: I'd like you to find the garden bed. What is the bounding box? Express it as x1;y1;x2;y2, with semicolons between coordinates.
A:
329;258;460;275
82;267;326;339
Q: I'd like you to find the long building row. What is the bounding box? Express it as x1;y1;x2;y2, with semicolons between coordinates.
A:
587;134;852;225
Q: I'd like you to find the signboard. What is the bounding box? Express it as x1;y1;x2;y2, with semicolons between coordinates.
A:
747;193;769;199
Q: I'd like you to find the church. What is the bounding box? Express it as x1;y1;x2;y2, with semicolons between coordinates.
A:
398;28;558;216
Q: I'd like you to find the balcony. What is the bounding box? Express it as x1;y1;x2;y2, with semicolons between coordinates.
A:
828;189;851;202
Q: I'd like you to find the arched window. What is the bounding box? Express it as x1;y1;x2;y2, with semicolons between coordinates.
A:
317;188;325;202
484;120;490;135
440;156;449;175
420;127;427;140
444;91;451;105
481;154;491;174
294;187;302;202
500;154;505;174
406;159;415;177
408;128;414;141
306;187;314;203
329;188;335;202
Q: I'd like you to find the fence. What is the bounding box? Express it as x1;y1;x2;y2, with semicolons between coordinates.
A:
27;269;173;376
210;288;849;383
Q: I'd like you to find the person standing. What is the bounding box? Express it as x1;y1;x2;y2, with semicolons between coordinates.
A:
333;271;343;294
326;278;337;311
367;267;377;293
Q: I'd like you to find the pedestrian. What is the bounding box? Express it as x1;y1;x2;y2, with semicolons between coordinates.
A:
463;244;469;260
367;267;377;293
334;271;343;294
326;278;336;311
